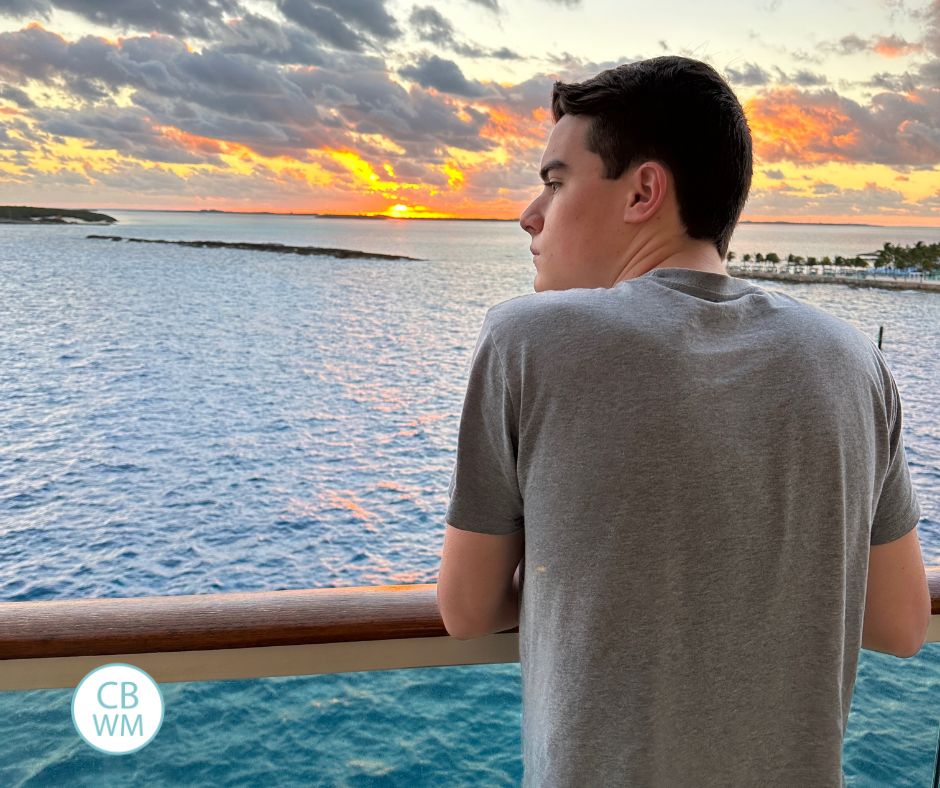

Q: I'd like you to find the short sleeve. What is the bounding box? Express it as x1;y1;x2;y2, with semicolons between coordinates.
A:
445;312;524;536
870;365;921;546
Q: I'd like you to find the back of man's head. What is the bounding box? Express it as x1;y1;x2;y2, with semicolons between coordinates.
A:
550;56;753;260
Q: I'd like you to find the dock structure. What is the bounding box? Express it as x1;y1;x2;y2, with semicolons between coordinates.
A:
728;265;940;292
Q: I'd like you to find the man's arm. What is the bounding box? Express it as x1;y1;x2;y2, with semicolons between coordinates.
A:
437;524;524;640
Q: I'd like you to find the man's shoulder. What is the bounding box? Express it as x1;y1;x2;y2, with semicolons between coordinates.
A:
484;287;606;336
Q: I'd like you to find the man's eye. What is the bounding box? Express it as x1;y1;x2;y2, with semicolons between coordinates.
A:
543;181;560;193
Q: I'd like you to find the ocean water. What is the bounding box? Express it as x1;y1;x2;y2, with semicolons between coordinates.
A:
0;213;937;786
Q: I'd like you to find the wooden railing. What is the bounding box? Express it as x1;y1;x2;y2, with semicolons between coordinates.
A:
1;569;938;691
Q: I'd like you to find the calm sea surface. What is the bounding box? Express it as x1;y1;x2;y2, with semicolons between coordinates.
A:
1;213;938;785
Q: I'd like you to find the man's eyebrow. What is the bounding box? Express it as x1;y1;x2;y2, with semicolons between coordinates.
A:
539;159;567;182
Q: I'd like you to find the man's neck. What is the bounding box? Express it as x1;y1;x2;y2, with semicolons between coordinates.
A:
610;238;727;285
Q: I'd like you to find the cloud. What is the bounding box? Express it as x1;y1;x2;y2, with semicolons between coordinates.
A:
286;56;498;159
745;85;940;166
0;0;50;16
823;32;923;58
744;181;912;220
871;34;923;58
399;54;488;97
1;5;934;221
0;23;504;168
773;66;828;86
37;104;226;163
0;81;35;108
725;62;771;87
275;0;401;52
544;52;646;82
865;70;919;92
213;13;327;66
408;6;521;60
409;6;451;46
312;0;401;41
277;1;367;52
831;34;869;55
0;0;242;40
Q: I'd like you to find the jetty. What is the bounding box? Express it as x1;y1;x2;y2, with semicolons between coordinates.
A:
729;265;940;293
87;234;423;261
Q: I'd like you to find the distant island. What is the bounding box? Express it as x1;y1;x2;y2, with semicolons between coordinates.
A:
0;205;116;224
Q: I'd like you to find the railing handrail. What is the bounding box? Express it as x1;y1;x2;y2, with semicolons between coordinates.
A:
0;583;461;661
2;568;938;662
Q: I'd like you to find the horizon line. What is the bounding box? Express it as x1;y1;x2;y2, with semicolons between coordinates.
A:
85;208;940;230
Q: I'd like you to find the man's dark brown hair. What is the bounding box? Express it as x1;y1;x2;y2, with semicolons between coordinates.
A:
551;55;753;259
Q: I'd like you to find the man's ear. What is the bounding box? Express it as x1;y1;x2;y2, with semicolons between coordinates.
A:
622;161;669;224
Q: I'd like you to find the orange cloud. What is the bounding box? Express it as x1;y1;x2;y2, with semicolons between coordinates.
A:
156;126;227;155
745;88;860;164
480;106;551;147
871;35;922;58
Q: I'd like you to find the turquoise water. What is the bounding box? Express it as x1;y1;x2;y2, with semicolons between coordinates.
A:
0;213;938;785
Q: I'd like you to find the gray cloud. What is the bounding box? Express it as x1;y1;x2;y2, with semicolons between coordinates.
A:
0;25;335;159
822;31;923;58
277;1;366;52
745;181;910;218
925;0;940;58
0;0;242;40
313;0;401;41
725;62;771;86
544;53;646;82
410;6;451;46
408;6;521;60
829;34;869;55
921;59;940;87
399;54;488;97
773;66;828;86
213;12;327;66
0;81;36;108
0;0;49;15
39;104;218;163
293;62;497;160
275;0;402;52
865;70;919;92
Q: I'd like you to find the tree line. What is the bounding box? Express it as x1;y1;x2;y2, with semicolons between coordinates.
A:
725;241;940;273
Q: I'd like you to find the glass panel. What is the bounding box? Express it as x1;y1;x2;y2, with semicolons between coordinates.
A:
1;647;937;785
843;644;940;786
0;663;522;786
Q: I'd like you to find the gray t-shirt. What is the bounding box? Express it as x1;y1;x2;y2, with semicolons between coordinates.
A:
444;267;922;787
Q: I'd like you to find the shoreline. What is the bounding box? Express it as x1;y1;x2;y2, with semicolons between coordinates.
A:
728;266;940;292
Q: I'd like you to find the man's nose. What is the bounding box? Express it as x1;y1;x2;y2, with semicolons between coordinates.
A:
519;200;543;236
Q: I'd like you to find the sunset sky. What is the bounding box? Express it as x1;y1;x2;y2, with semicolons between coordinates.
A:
0;0;938;224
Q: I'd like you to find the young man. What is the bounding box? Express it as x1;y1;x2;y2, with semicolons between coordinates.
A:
437;56;929;787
